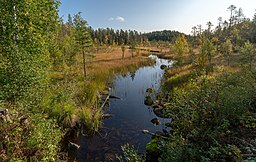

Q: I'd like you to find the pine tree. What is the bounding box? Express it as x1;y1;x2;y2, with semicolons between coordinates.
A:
73;12;92;79
175;34;189;63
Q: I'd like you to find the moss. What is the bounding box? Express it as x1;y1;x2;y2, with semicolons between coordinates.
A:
146;138;160;154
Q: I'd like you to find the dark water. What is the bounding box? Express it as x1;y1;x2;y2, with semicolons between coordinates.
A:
76;55;173;161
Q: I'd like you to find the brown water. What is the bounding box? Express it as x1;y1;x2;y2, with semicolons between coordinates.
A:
75;55;173;161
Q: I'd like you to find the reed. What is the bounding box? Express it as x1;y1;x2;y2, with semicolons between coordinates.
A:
44;47;154;133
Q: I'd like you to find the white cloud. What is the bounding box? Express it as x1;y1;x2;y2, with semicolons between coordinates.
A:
108;16;125;22
116;16;125;22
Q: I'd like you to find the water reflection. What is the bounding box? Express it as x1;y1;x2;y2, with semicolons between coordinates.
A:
76;55;173;161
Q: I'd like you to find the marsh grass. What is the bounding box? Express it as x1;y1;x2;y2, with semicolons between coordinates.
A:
44;48;153;133
79;107;102;135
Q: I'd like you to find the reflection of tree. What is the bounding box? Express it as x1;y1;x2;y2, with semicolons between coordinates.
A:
130;72;136;80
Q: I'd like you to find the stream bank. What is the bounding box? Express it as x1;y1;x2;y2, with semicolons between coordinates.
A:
70;55;173;161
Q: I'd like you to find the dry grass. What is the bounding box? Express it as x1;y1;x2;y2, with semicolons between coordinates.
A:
46;46;153;133
163;49;245;90
93;47;134;61
75;47;151;78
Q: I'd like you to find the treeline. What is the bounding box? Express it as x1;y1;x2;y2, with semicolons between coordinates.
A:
144;30;181;42
88;28;183;47
190;5;256;47
168;5;256;70
89;27;147;46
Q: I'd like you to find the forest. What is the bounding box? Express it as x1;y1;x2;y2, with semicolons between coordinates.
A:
0;0;256;162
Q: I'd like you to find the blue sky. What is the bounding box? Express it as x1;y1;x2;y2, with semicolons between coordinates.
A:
59;0;256;34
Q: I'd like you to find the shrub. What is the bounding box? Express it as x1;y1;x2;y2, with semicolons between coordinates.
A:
117;144;144;162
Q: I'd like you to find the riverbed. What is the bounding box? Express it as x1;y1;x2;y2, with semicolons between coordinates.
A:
75;55;173;161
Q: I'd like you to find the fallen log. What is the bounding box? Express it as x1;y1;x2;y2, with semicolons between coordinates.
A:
100;94;110;109
109;95;121;99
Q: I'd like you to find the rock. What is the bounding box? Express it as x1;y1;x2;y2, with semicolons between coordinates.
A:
151;118;160;125
160;64;167;70
146;88;154;94
153;107;171;118
103;114;113;119
144;96;154;106
153;107;165;118
142;129;150;134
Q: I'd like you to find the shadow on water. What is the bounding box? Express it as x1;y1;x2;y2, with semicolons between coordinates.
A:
74;55;173;162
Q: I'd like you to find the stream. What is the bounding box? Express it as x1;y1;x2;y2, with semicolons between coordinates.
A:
75;55;173;161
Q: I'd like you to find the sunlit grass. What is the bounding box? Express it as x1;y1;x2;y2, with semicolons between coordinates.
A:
44;47;153;133
78;106;102;135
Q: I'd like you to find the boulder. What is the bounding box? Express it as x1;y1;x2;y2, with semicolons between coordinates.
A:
151;118;160;125
160;65;167;70
153;107;171;118
146;88;154;94
144;96;154;106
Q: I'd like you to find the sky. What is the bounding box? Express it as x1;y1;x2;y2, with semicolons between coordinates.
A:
58;0;256;34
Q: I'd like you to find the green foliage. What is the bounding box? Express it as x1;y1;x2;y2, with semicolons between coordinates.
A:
198;36;216;68
79;107;102;135
157;70;256;161
146;138;160;154
0;107;63;161
25;115;62;161
73;12;92;78
240;41;256;70
117;144;144;162
240;113;256;128
73;12;92;50
41;82;77;127
0;0;59;103
0;0;65;160
175;34;189;61
220;39;233;65
59;24;77;66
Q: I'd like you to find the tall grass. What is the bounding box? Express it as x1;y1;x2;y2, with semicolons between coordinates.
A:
79;107;102;135
42;53;154;134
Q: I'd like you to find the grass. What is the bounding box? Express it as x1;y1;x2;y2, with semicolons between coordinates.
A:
147;47;256;161
161;49;243;91
44;46;154;134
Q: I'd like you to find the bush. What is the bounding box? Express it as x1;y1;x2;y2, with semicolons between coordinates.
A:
155;70;256;161
0;106;63;161
117;144;144;162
